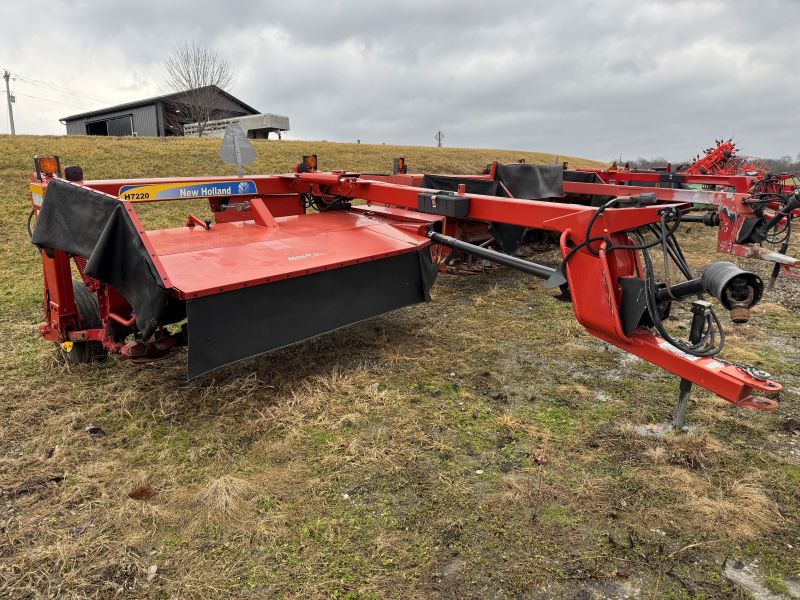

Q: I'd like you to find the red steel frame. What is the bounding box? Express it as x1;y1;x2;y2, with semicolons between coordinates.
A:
30;167;781;411
362;162;800;280
582;167;780;194
582;166;799;217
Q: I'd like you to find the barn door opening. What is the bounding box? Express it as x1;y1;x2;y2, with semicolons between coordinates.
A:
86;115;133;136
86;120;108;135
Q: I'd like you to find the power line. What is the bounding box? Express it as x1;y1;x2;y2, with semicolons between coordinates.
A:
7;69;110;103
12;91;92;110
15;77;110;104
0;67;111;104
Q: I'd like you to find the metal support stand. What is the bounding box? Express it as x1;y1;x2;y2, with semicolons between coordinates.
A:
670;300;710;431
672;378;692;431
636;299;711;438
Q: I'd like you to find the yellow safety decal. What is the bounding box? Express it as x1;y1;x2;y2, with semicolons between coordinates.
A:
30;182;44;207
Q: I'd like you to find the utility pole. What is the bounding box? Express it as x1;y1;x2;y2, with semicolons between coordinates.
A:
3;71;15;135
434;130;444;147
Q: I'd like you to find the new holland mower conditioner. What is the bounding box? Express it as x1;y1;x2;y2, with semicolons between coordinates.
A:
27;151;783;430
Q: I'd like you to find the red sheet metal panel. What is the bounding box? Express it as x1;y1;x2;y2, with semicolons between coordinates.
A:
147;211;431;299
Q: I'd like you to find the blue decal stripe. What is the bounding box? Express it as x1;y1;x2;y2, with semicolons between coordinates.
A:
119;180;258;199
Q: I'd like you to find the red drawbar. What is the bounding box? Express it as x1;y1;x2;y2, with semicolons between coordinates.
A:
146;211;431;299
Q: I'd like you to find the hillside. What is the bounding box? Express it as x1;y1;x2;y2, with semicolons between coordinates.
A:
0;134;605;181
0;135;798;599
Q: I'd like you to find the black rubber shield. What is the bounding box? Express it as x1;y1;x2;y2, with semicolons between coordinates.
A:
563;170;603;184
492;164;562;254
31;178;175;338
186;249;437;379
494;163;563;199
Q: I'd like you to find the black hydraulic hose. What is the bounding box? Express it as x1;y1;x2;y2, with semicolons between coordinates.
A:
770;224;792;283
646;223;694;282
634;231;725;357
754;194;800;241
26;209;35;239
763;198;799;228
428;231;556;280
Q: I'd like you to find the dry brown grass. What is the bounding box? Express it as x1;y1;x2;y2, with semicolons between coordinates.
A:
190;475;253;523
651;465;779;541
0;135;798;598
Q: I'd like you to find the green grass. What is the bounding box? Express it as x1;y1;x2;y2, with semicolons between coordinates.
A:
0;134;798;598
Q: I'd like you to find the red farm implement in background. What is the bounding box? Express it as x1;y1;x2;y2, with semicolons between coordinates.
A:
28;152;782;433
577;161;799;283
680;139;770;177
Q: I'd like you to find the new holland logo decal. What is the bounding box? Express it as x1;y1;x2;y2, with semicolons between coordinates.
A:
118;180;257;201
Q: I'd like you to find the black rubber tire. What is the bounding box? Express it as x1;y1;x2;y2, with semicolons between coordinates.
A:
57;281;107;364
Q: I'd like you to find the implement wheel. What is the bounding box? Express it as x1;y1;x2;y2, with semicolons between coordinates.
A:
57;281;107;364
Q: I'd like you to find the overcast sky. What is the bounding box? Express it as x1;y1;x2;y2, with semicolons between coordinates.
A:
2;0;798;161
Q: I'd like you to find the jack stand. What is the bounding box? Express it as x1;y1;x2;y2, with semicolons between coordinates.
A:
671;377;692;432
636;300;711;438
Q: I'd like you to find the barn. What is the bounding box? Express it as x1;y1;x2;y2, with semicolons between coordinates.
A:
60;86;269;137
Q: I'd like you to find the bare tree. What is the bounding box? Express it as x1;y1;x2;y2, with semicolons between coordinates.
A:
162;40;235;136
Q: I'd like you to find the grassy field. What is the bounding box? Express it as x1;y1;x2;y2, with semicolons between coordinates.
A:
0;135;798;599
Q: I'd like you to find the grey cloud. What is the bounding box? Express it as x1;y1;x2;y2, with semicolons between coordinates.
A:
4;0;799;161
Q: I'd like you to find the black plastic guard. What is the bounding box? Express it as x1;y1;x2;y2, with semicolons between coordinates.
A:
186;248;437;379
31;178;175;338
